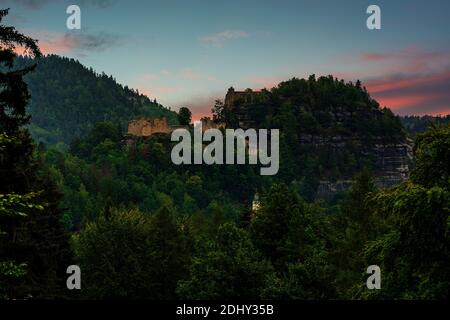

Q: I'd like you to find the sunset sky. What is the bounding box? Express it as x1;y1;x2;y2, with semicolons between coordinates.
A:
4;0;450;119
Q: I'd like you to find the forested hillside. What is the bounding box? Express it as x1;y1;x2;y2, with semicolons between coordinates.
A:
400;115;450;137
14;55;177;146
0;12;71;299
215;77;408;198
37;76;410;233
1;8;449;300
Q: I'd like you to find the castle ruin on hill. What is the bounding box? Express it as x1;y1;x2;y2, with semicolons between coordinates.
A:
224;87;266;129
127;87;260;138
127;116;225;137
224;87;265;108
126;87;412;199
127;117;174;136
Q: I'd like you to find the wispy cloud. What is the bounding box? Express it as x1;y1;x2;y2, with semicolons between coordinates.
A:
360;47;450;63
77;0;117;9
359;47;450;76
3;0;51;10
354;47;450;115
15;30;125;57
364;70;450;115
199;30;249;47
3;0;117;9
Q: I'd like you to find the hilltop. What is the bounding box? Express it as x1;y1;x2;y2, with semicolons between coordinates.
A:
214;76;410;199
13;54;420;200
14;55;177;146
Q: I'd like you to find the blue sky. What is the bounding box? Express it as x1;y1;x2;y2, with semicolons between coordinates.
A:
4;0;450;118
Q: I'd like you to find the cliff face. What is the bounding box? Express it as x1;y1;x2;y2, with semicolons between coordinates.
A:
221;77;410;199
316;141;412;200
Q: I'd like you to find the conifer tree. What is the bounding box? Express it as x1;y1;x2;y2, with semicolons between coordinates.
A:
0;9;72;299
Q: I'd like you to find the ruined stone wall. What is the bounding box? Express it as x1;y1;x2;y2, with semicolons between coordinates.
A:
224;88;265;129
224;87;264;108
127;117;172;137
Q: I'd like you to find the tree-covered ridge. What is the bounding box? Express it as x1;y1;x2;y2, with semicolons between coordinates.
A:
214;76;407;193
13;55;177;146
37;75;412;232
67;123;450;300
221;75;405;141
1;9;71;299
2;7;449;301
400;115;450;137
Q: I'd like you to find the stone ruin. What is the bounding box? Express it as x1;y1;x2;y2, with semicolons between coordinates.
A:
127;117;174;137
127;116;225;137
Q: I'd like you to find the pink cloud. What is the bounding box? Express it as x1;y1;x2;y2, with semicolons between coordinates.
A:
361;53;387;61
331;47;450;115
362;69;450;115
14;30;121;56
361;47;450;62
365;71;450;94
14;32;77;55
374;92;445;109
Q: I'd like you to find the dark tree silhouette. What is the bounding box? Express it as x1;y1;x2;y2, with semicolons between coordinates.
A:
177;107;192;125
0;9;72;299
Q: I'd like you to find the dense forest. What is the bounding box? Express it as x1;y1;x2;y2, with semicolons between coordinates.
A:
1;9;449;300
14;55;178;147
400;115;450;137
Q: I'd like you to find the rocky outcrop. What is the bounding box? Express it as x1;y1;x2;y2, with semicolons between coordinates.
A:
315;141;412;200
221;79;412;199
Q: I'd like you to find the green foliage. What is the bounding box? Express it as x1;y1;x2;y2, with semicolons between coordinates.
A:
1;13;447;299
33;83;448;300
329;171;380;297
212;76;406;195
0;9;41;134
0;10;72;299
359;183;450;299
177;223;275;299
250;184;306;267
73;206;191;299
401;115;450;137
411;123;450;189
73;208;153;299
354;125;450;299
250;184;336;299
0;261;27;299
211;99;226;123
177;107;192;125
40;122;257;230
11;55;178;145
0;188;43;299
0;192;44;217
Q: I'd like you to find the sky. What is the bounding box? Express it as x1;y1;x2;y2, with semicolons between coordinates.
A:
3;0;450;119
